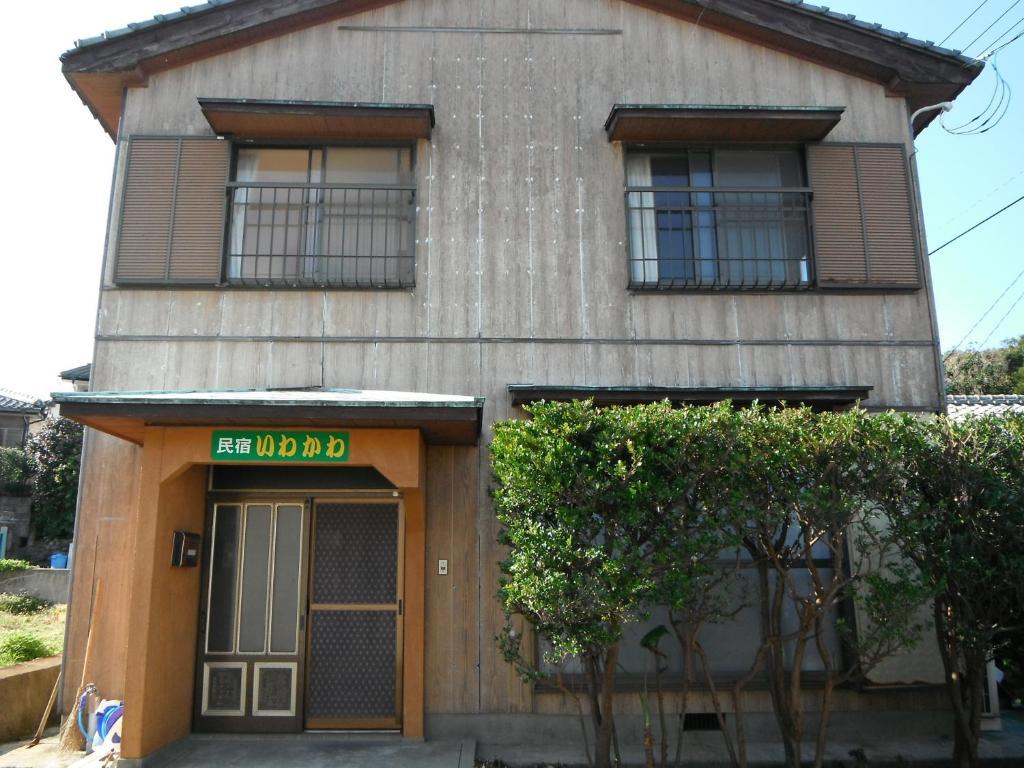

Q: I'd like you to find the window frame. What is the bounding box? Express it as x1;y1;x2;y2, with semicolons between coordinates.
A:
222;139;419;290
622;142;817;294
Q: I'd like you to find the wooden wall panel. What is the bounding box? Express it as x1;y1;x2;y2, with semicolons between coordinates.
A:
61;433;141;712
424;446;481;714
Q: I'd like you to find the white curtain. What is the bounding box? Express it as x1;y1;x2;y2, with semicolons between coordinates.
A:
228;150;262;279
626;155;658;284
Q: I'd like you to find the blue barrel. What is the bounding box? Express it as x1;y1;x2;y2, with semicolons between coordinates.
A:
50;552;68;569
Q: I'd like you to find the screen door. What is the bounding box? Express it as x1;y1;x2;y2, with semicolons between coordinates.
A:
305;501;404;729
195;501;307;732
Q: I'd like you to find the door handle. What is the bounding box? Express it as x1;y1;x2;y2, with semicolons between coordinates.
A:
398;599;403;616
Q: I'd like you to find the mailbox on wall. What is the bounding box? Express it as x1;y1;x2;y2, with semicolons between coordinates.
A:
171;531;201;567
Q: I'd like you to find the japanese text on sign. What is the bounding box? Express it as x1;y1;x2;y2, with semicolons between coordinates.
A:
211;430;350;462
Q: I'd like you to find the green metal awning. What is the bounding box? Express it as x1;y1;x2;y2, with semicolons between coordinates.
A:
52;388;485;445
604;104;846;142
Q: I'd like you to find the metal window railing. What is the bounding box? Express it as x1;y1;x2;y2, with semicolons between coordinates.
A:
626;187;814;290
225;183;416;288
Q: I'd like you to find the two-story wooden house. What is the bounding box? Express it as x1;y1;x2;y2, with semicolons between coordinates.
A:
56;0;981;761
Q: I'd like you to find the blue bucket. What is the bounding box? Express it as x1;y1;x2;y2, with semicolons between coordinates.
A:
50;553;68;569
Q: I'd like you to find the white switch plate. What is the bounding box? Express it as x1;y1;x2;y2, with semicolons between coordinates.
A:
438;559;448;575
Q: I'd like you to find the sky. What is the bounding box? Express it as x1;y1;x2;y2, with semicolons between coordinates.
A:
0;0;1021;400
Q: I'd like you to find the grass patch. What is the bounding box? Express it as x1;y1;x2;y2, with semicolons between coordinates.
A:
0;600;65;667
0;593;51;614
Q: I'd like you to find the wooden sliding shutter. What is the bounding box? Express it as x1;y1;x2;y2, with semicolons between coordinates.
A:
114;137;230;284
807;144;921;288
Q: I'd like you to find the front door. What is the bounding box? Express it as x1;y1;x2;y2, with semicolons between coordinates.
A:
305;501;404;729
195;500;308;732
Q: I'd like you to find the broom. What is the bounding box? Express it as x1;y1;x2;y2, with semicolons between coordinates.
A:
60;579;102;753
26;671;60;748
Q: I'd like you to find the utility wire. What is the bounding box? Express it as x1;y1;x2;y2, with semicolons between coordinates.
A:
976;284;1024;349
976;15;1024;53
944;266;1024;358
986;26;1024;55
935;166;1024;237
963;0;1023;54
942;61;1010;134
928;193;1024;256
940;0;991;45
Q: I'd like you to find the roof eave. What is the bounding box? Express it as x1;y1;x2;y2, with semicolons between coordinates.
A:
61;0;983;141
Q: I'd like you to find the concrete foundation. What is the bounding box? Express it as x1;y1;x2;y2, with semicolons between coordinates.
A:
0;656;60;743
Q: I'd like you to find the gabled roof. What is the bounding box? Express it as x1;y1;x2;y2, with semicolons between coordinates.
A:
59;364;92;383
947;394;1024;420
0;390;46;415
61;0;983;139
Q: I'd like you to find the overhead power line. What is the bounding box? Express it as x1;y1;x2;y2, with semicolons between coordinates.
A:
975;15;1024;54
945;266;1024;358
986;26;1024;56
963;0;1023;54
934;166;1024;237
940;0;991;46
928;193;1024;256
976;284;1024;349
942;61;1011;135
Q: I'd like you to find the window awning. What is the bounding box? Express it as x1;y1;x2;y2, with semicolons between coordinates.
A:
53;388;483;445
198;98;435;141
508;384;872;409
604;104;845;142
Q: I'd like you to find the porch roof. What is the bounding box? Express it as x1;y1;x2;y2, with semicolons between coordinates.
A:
52;388;485;445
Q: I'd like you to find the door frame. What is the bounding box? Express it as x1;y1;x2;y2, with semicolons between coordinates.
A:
304;497;406;730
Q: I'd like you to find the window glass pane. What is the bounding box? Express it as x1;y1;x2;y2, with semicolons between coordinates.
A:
239;504;273;653
649;155;689;187
236;149;311;184
324;147;412;185
207;505;241;653
715;149;789;187
270;504;303;654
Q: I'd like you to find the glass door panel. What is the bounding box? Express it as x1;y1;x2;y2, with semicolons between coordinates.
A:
196;501;307;733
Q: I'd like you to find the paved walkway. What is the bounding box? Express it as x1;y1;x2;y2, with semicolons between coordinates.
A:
136;733;476;768
481;711;1024;767
0;732;474;768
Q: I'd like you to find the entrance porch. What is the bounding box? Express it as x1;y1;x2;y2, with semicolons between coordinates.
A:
53;389;483;761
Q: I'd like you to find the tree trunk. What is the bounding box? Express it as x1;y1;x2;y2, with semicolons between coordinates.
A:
934;601;984;768
593;644;620;768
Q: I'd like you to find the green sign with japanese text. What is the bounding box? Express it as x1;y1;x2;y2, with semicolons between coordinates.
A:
211;430;350;463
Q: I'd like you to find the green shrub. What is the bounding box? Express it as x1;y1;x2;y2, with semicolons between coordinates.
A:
0;559;31;574
0;632;54;666
0;447;32;496
25;417;83;540
0;593;50;614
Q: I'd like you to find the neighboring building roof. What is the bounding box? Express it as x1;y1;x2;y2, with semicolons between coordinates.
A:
946;394;1024;420
59;364;92;383
0;390;47;415
60;0;983;139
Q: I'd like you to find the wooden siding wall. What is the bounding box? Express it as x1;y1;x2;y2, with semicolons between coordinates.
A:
69;0;947;722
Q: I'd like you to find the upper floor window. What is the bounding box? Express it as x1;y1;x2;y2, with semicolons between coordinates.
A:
226;146;415;288
626;148;812;290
